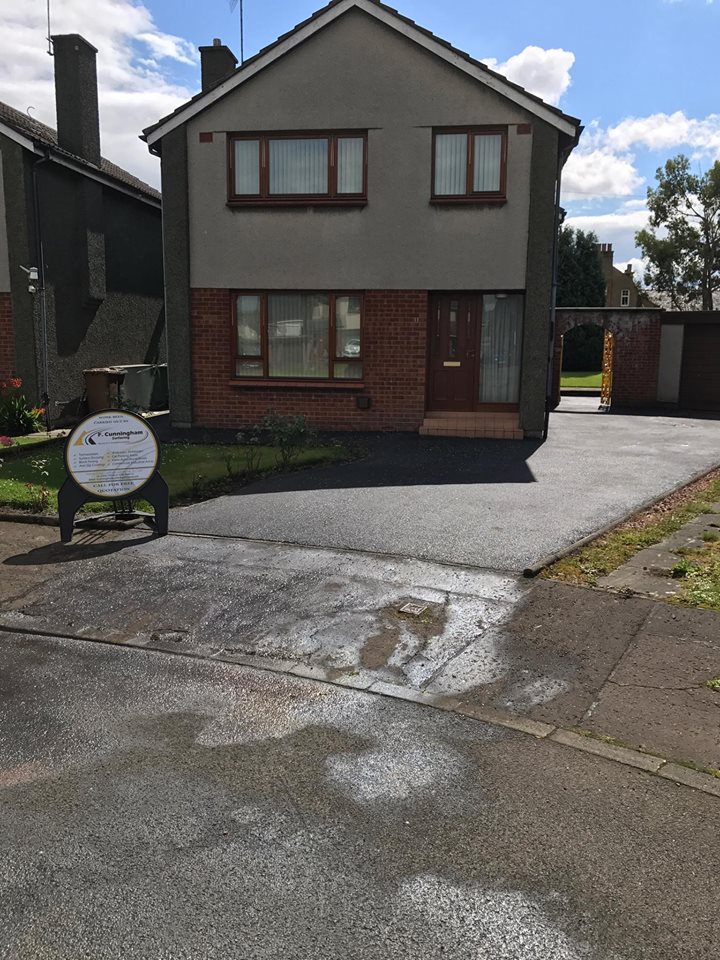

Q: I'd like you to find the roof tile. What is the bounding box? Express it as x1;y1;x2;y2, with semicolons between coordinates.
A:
0;99;160;201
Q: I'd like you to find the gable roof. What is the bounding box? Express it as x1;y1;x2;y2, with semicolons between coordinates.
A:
143;0;581;148
0;100;160;203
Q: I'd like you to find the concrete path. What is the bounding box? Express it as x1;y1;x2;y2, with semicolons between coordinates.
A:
2;523;718;772
169;401;720;571
1;630;719;960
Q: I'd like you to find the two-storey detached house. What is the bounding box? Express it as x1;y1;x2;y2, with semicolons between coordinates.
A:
143;0;581;439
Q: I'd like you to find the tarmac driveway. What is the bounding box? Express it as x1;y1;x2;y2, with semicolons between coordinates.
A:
170;400;720;571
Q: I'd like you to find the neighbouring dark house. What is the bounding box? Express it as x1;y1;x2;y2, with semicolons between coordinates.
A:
143;0;581;439
0;34;165;422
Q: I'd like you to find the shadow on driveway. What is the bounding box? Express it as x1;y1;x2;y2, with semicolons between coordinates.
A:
233;433;542;497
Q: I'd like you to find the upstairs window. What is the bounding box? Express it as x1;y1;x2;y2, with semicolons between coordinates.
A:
620;289;630;306
432;128;507;201
229;133;367;204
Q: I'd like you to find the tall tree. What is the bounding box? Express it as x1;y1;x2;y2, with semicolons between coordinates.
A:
555;225;607;372
556;226;606;308
636;155;720;310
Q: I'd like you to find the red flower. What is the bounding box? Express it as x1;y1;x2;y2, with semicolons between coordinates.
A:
33;407;46;415
0;436;13;448
8;377;22;389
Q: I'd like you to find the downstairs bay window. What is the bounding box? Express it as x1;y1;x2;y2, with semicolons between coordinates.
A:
234;292;363;382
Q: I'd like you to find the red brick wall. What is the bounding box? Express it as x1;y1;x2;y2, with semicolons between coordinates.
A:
612;321;662;406
191;288;428;431
0;292;14;379
552;311;662;408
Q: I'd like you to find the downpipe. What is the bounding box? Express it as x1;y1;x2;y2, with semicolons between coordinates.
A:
542;155;564;442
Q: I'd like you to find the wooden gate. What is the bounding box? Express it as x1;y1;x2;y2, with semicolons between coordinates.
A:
599;330;614;412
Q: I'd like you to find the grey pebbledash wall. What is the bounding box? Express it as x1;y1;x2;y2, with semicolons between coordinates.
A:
33;160;165;413
521;121;560;437
185;8;535;291
160;126;193;427
0;145;164;413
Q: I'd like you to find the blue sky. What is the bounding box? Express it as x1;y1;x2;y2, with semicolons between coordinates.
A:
3;0;719;267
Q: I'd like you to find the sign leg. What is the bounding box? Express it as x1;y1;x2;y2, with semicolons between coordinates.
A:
57;479;87;543
141;474;169;536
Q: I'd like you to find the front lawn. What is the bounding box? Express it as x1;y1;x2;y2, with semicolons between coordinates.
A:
0;440;349;513
2;433;64;452
561;371;602;388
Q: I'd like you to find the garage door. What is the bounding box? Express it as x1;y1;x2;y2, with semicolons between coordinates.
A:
679;324;720;411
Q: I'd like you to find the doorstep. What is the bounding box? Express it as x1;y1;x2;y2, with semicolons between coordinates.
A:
419;410;524;439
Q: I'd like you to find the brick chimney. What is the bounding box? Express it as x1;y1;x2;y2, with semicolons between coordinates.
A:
199;38;238;92
51;34;101;166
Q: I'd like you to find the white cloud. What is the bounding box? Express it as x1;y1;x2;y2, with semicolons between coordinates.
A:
483;46;575;106
604;111;720;161
615;257;648;284
562;107;720;206
565;207;650;261
0;0;198;187
135;32;197;66
562;149;643;199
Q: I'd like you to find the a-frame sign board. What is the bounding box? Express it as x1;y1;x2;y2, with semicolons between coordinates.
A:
58;410;169;543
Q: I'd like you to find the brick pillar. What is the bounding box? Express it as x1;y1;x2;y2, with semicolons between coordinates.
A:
613;317;662;406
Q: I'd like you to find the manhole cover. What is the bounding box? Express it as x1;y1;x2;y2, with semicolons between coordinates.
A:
399;601;429;617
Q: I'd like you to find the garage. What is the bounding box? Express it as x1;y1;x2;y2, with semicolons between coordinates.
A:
679;323;720;411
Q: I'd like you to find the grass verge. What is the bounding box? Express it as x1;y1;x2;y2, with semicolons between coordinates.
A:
560;371;602;388
0;440;350;514
669;540;720;611
542;467;720;587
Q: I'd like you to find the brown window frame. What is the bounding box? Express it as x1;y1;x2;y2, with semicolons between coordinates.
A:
231;291;364;384
431;127;508;204
228;131;368;206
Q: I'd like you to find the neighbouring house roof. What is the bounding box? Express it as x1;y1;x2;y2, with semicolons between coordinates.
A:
0;100;161;203
143;0;581;147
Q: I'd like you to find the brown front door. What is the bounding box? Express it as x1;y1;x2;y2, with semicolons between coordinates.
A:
427;293;480;410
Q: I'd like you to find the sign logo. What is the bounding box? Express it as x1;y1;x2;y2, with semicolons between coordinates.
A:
73;428;149;447
65;411;159;498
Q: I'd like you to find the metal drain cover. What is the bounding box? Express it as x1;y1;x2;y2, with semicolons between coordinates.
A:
399;601;429;617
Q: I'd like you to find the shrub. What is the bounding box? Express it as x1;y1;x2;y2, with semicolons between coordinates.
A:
0;434;15;469
0;378;45;436
258;412;316;468
236;425;264;475
25;457;50;513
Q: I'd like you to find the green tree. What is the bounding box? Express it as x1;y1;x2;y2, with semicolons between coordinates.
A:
636;155;720;310
555;226;607;372
556;226;606;308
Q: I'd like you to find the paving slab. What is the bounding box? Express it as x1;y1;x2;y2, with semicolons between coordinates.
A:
585;609;720;770
447;581;655;727
169;404;720;570
2;630;720;959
